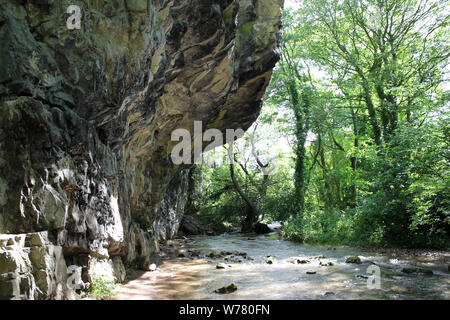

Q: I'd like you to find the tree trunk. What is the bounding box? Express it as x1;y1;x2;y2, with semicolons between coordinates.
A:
229;163;258;232
357;70;383;146
287;79;310;218
349;108;359;205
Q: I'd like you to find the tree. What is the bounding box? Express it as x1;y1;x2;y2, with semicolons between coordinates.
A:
265;9;316;227
301;0;449;145
227;124;279;232
270;0;449;245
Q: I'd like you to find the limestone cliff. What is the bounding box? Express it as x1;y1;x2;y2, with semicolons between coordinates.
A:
0;0;283;299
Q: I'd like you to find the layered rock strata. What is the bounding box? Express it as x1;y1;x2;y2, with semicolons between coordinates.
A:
0;0;283;299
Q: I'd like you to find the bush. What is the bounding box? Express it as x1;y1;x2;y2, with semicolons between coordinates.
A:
88;274;116;300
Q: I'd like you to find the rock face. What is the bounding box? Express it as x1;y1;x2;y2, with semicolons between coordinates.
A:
0;0;283;299
179;214;212;236
0;232;75;299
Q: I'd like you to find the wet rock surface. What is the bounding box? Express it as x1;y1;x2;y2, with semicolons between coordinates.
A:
265;256;275;264
288;257;310;264
0;0;283;299
254;222;273;234
345;256;362;264
179;214;213;236
214;283;237;294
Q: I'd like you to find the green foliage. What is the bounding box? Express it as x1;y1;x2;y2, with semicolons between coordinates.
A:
277;0;450;248
260;187;296;222
285;208;357;245
192;0;449;249
88;274;116;300
283;119;450;248
358;121;450;247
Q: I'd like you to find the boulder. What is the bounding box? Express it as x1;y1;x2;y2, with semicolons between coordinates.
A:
177;249;189;258
345;256;362;264
179;215;212;236
254;222;273;235
265;256;275;264
216;263;229;269
214;283;238;294
187;249;200;257
298;259;310;264
206;251;222;259
288;258;310;264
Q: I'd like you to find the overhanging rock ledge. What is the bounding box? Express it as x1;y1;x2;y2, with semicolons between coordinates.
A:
0;0;283;299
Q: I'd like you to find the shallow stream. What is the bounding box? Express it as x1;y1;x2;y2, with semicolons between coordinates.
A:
113;227;450;300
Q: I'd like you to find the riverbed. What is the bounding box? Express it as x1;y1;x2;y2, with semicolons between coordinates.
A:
113;231;450;300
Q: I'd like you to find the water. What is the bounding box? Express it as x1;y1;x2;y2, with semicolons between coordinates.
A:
113;230;450;300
